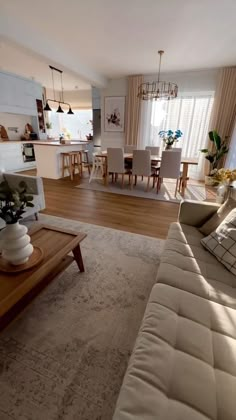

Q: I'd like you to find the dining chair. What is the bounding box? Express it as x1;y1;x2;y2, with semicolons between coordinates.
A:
132;149;154;191
157;150;182;196
145;146;160;155
89;152;105;183
124;145;137;153
145;146;160;183
171;148;186;191
107;147;129;187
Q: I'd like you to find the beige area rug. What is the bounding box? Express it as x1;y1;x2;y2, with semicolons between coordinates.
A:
76;177;206;202
0;214;165;420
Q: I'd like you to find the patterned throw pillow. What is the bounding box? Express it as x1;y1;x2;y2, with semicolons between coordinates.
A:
201;208;236;275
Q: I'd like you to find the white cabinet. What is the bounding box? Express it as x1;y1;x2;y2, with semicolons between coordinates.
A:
0;143;35;172
0;71;42;116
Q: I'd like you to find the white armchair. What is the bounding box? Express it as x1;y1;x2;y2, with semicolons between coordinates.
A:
0;172;45;228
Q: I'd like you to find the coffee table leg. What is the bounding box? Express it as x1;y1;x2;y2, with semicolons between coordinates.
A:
73;245;85;272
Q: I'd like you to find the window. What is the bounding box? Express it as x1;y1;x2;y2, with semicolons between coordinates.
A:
139;94;214;179
48;109;92;140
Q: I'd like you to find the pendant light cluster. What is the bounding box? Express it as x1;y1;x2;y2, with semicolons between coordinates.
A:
138;50;178;101
44;65;74;114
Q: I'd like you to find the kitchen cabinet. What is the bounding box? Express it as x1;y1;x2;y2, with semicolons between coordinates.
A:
0;70;42;116
0;142;36;172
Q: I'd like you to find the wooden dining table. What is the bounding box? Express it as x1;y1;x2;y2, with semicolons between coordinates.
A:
96;152;198;195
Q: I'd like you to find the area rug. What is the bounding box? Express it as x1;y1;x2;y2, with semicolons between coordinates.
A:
0;214;165;420
76;177;206;202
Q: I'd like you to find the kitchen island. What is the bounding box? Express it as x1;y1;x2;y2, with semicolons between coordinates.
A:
31;141;90;179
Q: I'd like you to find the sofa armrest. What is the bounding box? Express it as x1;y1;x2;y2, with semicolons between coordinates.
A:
178;200;220;227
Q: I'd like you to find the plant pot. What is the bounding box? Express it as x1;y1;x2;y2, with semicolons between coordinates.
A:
165;144;172;150
0;222;33;265
205;175;217;186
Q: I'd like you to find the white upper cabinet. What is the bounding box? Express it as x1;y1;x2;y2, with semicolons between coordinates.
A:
0;71;43;116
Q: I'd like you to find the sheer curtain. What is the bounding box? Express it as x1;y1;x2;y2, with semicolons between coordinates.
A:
138;93;214;179
225;122;236;169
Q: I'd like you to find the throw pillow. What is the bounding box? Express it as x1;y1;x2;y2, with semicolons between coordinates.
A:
201;208;236;275
199;197;236;236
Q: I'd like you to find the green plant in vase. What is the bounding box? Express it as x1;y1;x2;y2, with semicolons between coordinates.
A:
200;130;229;185
158;129;183;150
0;178;34;266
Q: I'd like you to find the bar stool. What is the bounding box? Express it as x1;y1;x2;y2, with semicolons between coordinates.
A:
61;152;81;180
80;150;91;177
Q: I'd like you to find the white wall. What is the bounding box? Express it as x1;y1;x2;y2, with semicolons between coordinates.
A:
46;88;92;109
101;78;127;149
100;69;219;149
0;112;33;140
144;68;219;94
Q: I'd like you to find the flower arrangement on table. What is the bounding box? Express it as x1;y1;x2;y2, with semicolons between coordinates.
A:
0;178;35;266
210;168;236;204
0;178;34;225
211;168;236;185
158;129;183;150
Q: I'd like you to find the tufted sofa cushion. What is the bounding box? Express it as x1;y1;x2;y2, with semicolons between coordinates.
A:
113;219;236;420
113;283;236;420
157;222;236;309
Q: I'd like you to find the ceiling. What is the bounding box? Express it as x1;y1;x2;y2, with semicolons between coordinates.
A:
0;40;91;91
0;0;236;83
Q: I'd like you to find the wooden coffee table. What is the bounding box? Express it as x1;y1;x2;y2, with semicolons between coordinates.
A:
0;224;87;330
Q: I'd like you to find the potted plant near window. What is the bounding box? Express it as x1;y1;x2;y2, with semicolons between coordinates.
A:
158;129;183;150
0;178;34;265
200;130;229;186
46;122;53;139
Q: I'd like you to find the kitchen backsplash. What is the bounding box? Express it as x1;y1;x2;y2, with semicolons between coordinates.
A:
0;113;33;140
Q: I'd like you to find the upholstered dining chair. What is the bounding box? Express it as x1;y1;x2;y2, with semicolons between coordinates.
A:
131;149;154;191
124;145;137;153
157;150;182;196
145;146;160;183
107;147;130;187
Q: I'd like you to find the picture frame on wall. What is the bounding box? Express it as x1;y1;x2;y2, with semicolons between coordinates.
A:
104;96;125;132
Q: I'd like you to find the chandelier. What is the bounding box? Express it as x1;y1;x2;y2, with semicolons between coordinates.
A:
44;65;74;114
138;50;178;101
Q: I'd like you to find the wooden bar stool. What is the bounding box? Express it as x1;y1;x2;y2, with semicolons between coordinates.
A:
61;152;81;180
80;150;91;177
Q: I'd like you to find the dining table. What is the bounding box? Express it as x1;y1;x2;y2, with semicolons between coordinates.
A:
96;151;198;195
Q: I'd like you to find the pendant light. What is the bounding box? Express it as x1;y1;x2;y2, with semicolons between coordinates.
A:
44;65;75;114
56;104;64;113
138;50;178;101
67;107;74;115
44;101;52;111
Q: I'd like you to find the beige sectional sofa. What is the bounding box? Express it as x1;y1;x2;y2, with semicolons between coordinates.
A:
113;200;236;420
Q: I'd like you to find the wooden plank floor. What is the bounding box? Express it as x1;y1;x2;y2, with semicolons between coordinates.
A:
20;169;179;239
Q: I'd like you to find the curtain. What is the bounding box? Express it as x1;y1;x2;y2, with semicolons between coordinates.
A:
207;67;236;170
138;94;214;179
125;75;143;146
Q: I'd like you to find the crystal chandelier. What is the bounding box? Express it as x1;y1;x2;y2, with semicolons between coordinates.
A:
138;50;178;101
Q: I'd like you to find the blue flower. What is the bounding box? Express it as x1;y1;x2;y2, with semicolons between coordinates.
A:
167;130;173;136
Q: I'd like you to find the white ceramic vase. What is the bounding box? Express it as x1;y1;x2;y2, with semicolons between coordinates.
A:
0;222;33;265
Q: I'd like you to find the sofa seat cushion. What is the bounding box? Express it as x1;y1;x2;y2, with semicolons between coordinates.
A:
156;222;236;309
113;283;236;420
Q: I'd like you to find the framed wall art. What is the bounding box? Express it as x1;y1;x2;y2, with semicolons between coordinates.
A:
104;96;125;132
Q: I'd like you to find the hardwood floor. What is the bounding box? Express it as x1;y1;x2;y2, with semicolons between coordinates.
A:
20;169;179;239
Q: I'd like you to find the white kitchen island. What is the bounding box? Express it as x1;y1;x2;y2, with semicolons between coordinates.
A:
32;141;90;179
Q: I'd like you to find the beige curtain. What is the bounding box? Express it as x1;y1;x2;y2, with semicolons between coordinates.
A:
207;67;236;170
125;75;143;146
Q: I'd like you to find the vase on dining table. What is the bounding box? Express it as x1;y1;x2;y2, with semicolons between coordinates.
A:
165;144;173;150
